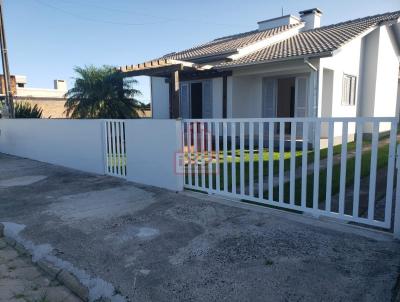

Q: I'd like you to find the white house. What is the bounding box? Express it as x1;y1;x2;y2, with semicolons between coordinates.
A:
120;9;400;135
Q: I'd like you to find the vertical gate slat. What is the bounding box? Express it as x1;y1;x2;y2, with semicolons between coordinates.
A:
106;122;112;174
268;122;274;202
231;122;236;194
215;122;221;191
182;122;186;184
301;121;309;209
193;123;199;188
115;122;121;176
180;117;397;231
384;121;397;226
325;122;334;212
290;122;296;205
240;122;245;195
258;122;264;201
187;122;192;186
120;122;126;176
200;122;206;189
223;122;228;192
111;122;117;175
368;121;379;221
353;121;363;218
249;122;254;197
279;122;285;203
338;122;348;215
207;122;213;191
313;120;321;210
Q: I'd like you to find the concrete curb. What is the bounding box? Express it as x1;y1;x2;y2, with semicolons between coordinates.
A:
0;222;89;302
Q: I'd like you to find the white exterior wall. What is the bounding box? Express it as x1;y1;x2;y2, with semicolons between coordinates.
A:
356;25;399;132
319;39;362;119
318;24;400;135
397;79;400;118
373;26;399;117
151;77;169;119
258;15;300;31
227;76;233;117
230;60;312;118
14;76;67;99
0;119;104;174
125;120;183;191
212;78;223;118
231;75;262;118
16;87;67;99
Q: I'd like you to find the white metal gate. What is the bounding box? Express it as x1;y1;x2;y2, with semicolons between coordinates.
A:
104;120;127;178
182;117;398;230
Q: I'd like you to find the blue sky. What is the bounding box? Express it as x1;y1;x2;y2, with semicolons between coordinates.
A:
4;0;400;103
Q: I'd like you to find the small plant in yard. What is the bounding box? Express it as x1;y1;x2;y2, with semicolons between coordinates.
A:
34;294;50;302
8;264;16;271
12;292;25;299
15;102;43;118
264;259;274;266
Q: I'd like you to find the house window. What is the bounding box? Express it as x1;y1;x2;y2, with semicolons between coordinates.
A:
341;74;356;106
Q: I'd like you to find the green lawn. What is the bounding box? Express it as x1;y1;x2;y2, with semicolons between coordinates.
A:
267;142;391;207
185;136;392;209
186;140;361;191
107;154;127;173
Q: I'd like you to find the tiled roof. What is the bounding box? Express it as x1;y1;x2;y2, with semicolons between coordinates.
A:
217;11;400;67
163;23;303;61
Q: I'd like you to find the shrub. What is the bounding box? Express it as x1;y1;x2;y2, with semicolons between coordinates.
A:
15;102;43;118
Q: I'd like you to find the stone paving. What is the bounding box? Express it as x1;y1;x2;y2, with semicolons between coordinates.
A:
0;238;81;302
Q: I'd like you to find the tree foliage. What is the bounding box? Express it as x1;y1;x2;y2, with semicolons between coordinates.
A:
15;102;43;118
65;65;145;119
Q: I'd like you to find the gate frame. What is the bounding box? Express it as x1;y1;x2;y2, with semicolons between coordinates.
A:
182;117;399;233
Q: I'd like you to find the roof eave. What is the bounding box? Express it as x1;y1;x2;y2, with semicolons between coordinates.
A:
215;51;334;70
173;50;238;64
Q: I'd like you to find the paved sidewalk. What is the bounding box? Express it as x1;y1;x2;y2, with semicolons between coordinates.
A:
0;238;80;302
1;153;400;302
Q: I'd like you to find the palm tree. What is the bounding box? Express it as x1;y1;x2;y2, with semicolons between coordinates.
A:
65;65;145;119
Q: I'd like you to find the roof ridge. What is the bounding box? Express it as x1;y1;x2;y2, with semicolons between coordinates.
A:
305;10;400;33
162;23;303;61
216;10;400;69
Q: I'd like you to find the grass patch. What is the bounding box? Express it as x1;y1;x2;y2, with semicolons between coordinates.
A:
186;140;360;191
267;142;390;206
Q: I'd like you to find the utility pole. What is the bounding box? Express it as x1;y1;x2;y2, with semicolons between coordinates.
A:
0;0;13;118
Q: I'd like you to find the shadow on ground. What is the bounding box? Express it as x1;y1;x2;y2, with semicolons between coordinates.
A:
0;153;399;302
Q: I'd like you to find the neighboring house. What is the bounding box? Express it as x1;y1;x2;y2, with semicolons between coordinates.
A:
0;75;68;118
120;8;400;136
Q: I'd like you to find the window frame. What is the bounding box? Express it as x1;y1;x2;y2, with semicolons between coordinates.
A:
341;74;357;106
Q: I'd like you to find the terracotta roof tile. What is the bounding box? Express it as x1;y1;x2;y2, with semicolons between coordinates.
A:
217;11;400;67
163;23;303;61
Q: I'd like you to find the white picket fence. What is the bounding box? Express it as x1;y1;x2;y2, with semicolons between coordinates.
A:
182;117;398;230
104;120;127;178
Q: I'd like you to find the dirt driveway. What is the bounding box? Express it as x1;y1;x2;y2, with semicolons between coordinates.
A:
0;153;399;302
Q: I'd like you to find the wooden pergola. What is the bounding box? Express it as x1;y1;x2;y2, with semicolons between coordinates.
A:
118;59;231;118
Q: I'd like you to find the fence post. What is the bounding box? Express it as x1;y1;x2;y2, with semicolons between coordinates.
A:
393;144;400;239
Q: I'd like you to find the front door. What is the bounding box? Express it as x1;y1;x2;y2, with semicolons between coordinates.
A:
276;77;296;118
180;80;213;119
191;82;203;118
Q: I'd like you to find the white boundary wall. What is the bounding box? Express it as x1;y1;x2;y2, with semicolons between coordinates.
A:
0;119;105;174
125;119;183;191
